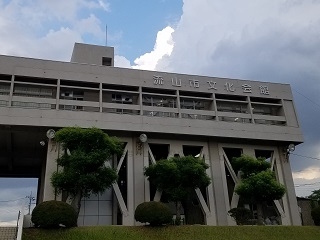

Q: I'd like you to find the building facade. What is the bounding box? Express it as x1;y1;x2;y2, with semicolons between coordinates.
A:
0;43;303;226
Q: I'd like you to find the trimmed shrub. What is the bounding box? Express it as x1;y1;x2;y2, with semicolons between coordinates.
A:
228;207;252;225
311;207;320;226
135;201;172;226
32;200;77;228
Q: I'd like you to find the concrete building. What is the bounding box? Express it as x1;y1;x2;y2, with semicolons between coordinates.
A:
0;43;303;226
297;197;318;225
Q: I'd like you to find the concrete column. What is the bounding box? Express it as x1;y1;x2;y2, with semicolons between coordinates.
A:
274;148;291;225
176;90;181;118
242;146;255;156
202;143;217;225
143;143;150;202
213;93;219;121
42;139;61;201
209;142;229;225
99;82;103;112
168;142;184;158
8;75;14;106
55;79;60;110
279;147;302;225
133;137;146;225
122;140;135;226
139;86;143;116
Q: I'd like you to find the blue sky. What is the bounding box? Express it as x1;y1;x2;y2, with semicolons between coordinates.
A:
1;0;320;224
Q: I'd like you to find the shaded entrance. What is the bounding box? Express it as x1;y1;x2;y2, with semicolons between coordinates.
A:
0;125;49;204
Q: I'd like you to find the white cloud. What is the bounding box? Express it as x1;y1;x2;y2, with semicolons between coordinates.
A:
293;167;320;197
133;26;174;70
98;0;110;12
75;14;104;38
112;26;175;70
114;55;132;68
293;167;320;180
0;0;110;61
0;186;37;223
156;0;320;78
0;220;17;227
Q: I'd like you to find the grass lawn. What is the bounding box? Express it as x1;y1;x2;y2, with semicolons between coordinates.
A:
23;225;320;240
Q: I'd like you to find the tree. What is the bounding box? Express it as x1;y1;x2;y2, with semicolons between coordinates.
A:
228;207;252;225
308;189;320;202
144;155;211;225
51;127;123;216
234;155;286;225
134;201;173;226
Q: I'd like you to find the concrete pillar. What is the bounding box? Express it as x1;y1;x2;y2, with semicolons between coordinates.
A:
42;139;60;201
274;147;291;225
209;142;229;225
279;147;302;225
143;143;150;202
168;142;184;158
132;138;146;225
122;140;135;226
201;143;217;225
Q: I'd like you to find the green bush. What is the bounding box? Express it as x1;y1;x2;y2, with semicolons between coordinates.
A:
311;207;320;226
31;200;77;228
228;207;252;225
135;201;172;226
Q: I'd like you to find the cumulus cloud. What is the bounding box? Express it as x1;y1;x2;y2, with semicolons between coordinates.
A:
132;26;174;70
114;55;132;68
75;14;105;38
0;0;109;60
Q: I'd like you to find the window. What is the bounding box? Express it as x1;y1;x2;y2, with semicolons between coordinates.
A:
102;57;112;66
14;86;54;98
217;102;248;113
111;94;133;104
180;99;210;110
142;96;176;108
0;84;10;95
60;90;84;101
252;104;282;116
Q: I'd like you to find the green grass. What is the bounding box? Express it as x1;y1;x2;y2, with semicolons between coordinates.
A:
22;226;320;240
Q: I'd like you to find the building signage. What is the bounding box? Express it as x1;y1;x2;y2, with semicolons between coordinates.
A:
153;75;270;95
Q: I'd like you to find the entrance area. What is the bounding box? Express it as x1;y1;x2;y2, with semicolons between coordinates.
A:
0;125;48;225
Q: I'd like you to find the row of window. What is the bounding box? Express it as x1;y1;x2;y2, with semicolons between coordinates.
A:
0;84;283;117
0;81;286;125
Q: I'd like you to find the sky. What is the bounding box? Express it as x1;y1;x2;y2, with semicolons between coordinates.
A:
1;0;320;224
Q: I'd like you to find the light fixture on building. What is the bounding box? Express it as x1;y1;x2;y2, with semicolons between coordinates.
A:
139;134;148;143
234;118;239;122
46;129;56;139
287;143;295;153
40;141;45;146
284;143;295;162
136;134;148;155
